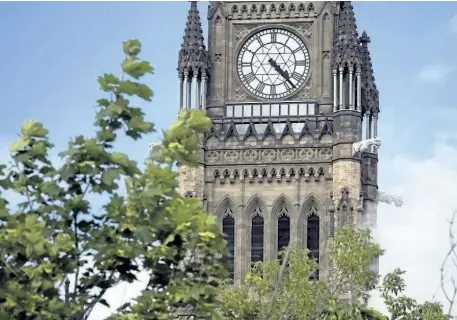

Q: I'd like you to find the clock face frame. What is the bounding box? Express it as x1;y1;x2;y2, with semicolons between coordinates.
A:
236;27;311;100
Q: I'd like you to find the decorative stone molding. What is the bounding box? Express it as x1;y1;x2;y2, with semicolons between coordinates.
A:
296;23;313;38
205;148;332;164
296;76;312;100
210;165;328;183
234;25;252;41
233;87;247;102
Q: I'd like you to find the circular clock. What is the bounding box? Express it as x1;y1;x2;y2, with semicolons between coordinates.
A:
236;27;310;100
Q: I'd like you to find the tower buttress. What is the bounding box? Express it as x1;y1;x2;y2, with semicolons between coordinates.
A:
176;1;208;201
331;1;363;229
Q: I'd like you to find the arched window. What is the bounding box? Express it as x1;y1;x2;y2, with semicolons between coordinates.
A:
277;208;290;258
251;207;264;265
222;212;235;280
307;204;320;280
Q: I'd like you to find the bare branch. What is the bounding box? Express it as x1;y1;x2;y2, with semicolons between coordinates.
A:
439;211;457;317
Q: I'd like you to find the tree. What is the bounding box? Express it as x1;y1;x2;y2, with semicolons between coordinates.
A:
0;40;228;320
219;225;450;320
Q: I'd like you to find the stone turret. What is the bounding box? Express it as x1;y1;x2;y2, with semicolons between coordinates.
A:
176;1;208;202
177;1;210;110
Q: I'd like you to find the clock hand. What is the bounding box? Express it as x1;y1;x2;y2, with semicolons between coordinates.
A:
268;58;296;88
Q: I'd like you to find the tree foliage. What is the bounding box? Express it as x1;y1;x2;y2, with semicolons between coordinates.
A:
0;39;228;320
220;226;449;320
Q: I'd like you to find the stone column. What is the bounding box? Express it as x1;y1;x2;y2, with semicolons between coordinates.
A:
365;111;371;142
356;71;362;112
348;68;353;110
201;72;207;110
178;74;184;109
183;72;189;110
338;67;344;110
193;73;199;109
186;73;192;109
333;69;338;112
373;113;378;137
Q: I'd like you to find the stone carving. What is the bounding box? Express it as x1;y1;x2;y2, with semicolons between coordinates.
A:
352;137;381;157
299;148;315;160
244;149;258;162
224;150;239;161
213;148;331;163
214;53;222;63
280;149;295;161
262;149;276;161
296;77;312;100
297;23;312;38
213;166;327;183
206;151;220;163
234;25;251;41
377;191;403;207
319;148;332;160
233;87;247;102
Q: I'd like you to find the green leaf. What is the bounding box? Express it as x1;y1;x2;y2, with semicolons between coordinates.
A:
122;60;153;79
137;84;153;101
9;136;30;152
102;168;121;187
106;103;124;117
21;120;49;138
118;80;139;96
110;152;130;168
123;39;142;57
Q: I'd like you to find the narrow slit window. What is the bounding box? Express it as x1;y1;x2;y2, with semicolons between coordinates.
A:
251;211;264;265
277;211;290;260
307;208;320;280
223;215;235;280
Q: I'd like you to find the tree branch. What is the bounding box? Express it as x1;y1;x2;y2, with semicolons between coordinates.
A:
263;245;292;320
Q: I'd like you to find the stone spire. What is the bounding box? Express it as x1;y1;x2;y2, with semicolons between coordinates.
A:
177;1;209;76
359;31;379;114
332;1;361;70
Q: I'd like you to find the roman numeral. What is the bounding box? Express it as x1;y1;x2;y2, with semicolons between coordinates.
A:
240;62;251;68
270;86;276;95
284;81;292;91
295;60;306;66
244;72;256;83
291;72;302;82
271;31;277;42
292;47;302;54
255;36;264;46
256;82;265;93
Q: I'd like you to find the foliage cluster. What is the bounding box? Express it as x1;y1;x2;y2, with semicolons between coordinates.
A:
0;40;227;320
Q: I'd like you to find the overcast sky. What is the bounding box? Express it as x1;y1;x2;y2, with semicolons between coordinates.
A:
0;1;457;318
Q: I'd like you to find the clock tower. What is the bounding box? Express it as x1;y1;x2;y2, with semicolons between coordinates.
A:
176;1;380;287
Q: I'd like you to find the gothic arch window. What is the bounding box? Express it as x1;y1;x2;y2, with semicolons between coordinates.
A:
222;209;235;280
251;206;264;265
277;207;290;258
307;203;320;280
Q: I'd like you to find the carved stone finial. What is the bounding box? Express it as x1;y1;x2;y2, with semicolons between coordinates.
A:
359;30;379;116
177;1;210;76
332;1;361;70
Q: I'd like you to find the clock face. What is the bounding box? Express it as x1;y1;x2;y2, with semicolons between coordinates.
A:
237;27;310;100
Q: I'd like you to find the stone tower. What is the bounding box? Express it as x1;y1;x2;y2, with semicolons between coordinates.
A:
176;1;380;287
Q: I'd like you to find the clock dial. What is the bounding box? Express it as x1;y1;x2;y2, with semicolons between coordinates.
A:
237;27;310;100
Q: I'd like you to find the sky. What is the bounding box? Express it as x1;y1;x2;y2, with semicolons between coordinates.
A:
1;0;457;318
